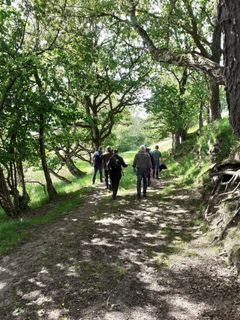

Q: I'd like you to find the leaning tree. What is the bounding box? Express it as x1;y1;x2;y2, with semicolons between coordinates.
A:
90;0;224;119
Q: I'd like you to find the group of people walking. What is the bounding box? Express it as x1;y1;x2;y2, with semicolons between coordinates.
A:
92;144;162;200
92;147;127;200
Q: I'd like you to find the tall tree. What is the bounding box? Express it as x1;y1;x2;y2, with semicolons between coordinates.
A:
127;0;223;121
219;0;240;139
146;67;199;150
63;16;150;151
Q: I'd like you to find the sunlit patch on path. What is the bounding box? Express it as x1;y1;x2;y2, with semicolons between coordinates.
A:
0;180;239;319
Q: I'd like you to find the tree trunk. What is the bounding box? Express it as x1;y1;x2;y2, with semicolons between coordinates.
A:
219;0;240;138
34;71;57;199
39;115;57;200
49;169;72;184
54;149;85;178
172;130;181;152
0;166;16;216
92;126;101;151
65;157;85;178
199;102;204;131
17;159;30;209
180;128;188;141
207;10;222;122
208;77;222;122
129;3;224;83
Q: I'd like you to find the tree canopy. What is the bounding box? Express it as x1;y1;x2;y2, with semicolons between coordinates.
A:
0;0;240;216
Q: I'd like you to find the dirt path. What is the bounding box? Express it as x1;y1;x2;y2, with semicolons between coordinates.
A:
0;179;239;320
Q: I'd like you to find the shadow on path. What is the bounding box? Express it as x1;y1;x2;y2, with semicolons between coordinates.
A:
0;180;239;319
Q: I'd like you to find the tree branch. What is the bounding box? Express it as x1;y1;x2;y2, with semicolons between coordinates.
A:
128;1;224;84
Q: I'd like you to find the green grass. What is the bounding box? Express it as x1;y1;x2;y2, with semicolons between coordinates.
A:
0;160;94;256
161;118;237;188
0;151;134;256
0;119;236;256
0;185;93;255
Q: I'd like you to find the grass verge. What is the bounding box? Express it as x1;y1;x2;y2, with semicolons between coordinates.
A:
0;175;93;256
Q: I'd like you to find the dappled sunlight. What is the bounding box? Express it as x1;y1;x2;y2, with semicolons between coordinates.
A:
28;278;46;288
168;294;210;319
66;265;80;278
0;282;7;291
103;308;159;320
21;290;53;306
119;248;144;266
95;217;126;227
0;265;16;276
144;231;161;238
91;237;115;247
172;194;192;200
37;308;67;320
0;183;239;319
56;263;65;270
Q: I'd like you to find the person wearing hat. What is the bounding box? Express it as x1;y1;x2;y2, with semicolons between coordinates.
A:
107;149;128;200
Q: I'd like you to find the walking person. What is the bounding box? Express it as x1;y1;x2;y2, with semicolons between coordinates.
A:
92;147;103;184
107;149;128;200
152;145;163;179
146;147;155;187
133;145;152;198
101;146;113;190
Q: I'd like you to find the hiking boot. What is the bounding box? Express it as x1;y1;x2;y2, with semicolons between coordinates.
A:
143;193;147;198
137;194;141;199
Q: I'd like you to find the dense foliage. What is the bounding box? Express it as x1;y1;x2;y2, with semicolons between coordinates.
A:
0;0;239;216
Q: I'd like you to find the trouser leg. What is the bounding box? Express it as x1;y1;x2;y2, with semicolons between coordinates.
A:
104;170;109;188
147;171;151;186
92;167;97;184
137;169;142;196
112;174;121;199
142;170;148;195
156;166;159;179
99;168;103;182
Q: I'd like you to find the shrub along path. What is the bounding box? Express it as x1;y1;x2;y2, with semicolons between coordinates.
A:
0;179;239;320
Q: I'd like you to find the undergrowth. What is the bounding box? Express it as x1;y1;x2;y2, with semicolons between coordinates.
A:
161;118;237;188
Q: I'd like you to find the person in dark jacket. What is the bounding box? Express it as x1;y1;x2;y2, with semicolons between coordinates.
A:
92;147;103;184
107;149;128;200
101;146;113;190
133;145;152;198
146;147;155;187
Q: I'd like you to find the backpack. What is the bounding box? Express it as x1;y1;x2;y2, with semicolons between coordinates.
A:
108;155;122;170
